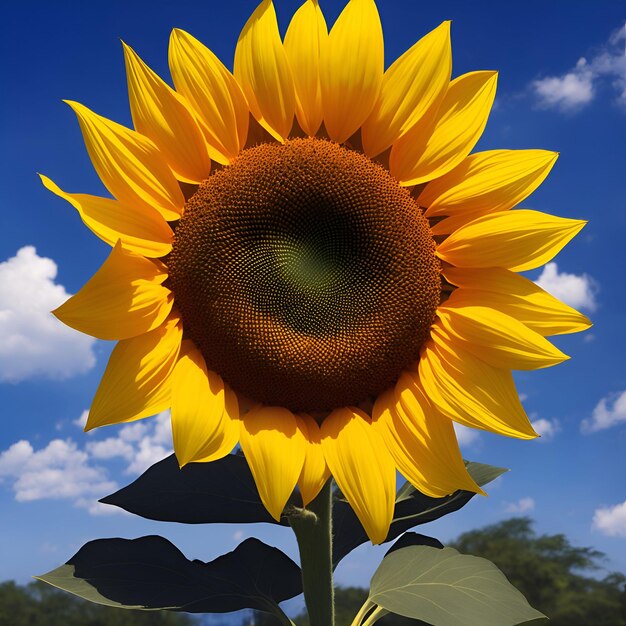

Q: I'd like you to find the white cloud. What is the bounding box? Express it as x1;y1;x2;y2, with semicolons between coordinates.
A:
532;24;626;111
453;423;481;448
125;411;172;475
593;501;626;537
535;262;598;312
533;58;594;111
505;497;535;514
582;390;626;433
531;418;560;442
0;411;173;514
0;439;116;504
86;437;134;461
0;246;97;383
73;410;89;430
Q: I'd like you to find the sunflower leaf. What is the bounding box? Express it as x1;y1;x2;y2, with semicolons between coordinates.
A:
36;536;302;615
100;453;295;525
333;461;507;566
385;531;444;556
369;545;546;625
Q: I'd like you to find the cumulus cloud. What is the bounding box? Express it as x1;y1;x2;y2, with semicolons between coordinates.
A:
453;423;481;448
582;390;626;433
125;412;173;475
0;246;97;383
0;439;116;504
535;262;598;312
505;497;535;514
531;418;560;442
0;411;173;514
532;24;626;111
593;501;626;537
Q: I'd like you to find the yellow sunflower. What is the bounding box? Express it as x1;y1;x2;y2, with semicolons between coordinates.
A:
42;0;590;544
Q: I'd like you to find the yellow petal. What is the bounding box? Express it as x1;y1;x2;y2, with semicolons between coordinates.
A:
320;0;384;143
239;406;306;520
373;386;482;498
321;407;395;544
39;175;172;258
419;331;537;439
421;149;558;218
234;0;295;142
443;266;592;336
65;101;185;221
436;209;586;272
296;414;330;506
169;29;249;163
362;21;451;157
390;71;498;186
438;303;569;370
171;341;239;467
86;316;182;430
283;0;328;136
123;42;211;184
53;242;172;341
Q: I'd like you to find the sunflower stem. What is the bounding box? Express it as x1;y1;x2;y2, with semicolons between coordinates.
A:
289;479;335;626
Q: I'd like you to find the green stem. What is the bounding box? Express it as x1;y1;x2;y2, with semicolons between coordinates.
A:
361;606;389;626
289;480;335;626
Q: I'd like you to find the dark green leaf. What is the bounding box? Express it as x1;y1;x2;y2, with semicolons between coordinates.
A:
370;546;546;626
385;532;443;556
333;461;507;566
100;454;294;525
36;536;302;615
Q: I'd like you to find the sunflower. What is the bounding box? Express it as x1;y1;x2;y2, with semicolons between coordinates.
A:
42;0;590;544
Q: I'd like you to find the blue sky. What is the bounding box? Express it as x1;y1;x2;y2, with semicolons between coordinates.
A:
1;0;625;604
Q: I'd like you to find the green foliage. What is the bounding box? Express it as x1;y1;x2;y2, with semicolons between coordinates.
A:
281;518;626;626
369;545;545;625
0;580;195;626
38;535;300;619
450;517;626;626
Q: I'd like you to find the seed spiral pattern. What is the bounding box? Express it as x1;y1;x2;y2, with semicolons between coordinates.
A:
167;138;441;411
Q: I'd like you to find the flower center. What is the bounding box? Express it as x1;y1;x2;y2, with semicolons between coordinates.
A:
167;138;440;412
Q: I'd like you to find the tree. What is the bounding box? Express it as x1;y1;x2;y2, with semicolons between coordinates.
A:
450;517;626;626
0;580;196;626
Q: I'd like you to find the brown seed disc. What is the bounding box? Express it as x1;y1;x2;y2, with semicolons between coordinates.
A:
166;138;440;412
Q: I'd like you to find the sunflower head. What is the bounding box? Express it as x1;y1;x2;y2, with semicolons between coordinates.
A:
44;0;589;545
167;137;441;412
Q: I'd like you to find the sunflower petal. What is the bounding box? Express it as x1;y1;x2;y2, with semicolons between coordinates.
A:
362;21;451;157
418;330;537;439
86;316;182;430
373;387;482;498
284;0;328;136
123;42;211;184
171;341;238;467
421;149;559;218
53;242;172;341
65;100;185;221
169;29;249;163
320;0;383;143
390;71;498;186
436;209;586;272
39;175;172;258
296;414;330;506
321;407;395;544
239;405;306;520
438;303;569;370
443;266;592;336
192;384;240;463
234;0;295;142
